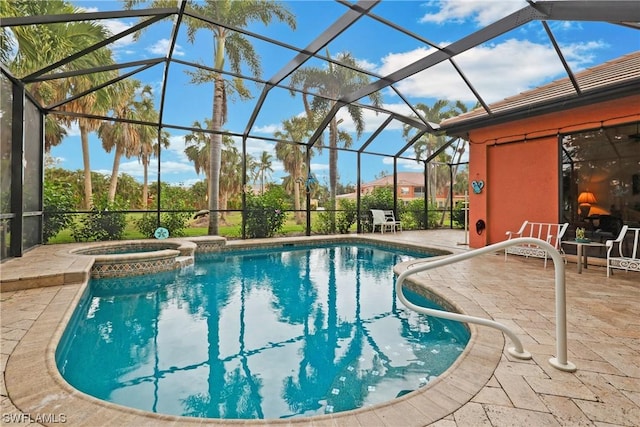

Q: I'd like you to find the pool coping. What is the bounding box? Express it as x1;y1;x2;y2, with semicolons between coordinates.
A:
4;235;504;426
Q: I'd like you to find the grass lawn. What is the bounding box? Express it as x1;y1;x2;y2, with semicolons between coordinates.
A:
46;210;458;245
47;212;309;244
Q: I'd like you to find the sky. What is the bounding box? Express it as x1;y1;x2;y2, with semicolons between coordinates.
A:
47;0;639;189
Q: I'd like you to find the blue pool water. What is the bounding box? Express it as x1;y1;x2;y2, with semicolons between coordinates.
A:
56;244;469;420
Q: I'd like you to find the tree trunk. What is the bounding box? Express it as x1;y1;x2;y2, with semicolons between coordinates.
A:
219;191;227;223
80;124;93;209
208;76;224;235
107;144;123;203
328;119;338;232
438;143;466;226
142;158;149;209
294;172;302;224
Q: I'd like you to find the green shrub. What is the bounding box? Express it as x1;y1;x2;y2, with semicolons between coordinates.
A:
451;200;467;229
360;187;394;212
43;181;75;243
313;209;334;234
336;199;357;234
135;211;191;238
402;199;444;230
71;197;126;242
312;198;358;234
244;189;288;238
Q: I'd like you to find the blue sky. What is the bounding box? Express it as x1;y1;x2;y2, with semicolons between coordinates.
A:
48;0;639;188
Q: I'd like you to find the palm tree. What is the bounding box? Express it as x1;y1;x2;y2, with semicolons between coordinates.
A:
126;0;296;234
256;151;273;194
139;131;170;209
402;100;460;206
185;119;214;200
98;80;157;203
274;116;312;224
2;0;116;208
289;50;382;231
188;0;295;234
219;136;244;222
71;83;117;209
1;1;80;149
134;96;167;210
185;122;244;221
246;155;260;190
443;101;471;218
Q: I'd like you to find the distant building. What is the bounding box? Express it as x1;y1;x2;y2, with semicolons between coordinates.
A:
338;172;465;208
360;172;424;200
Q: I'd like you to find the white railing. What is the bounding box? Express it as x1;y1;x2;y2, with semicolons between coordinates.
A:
395;237;576;372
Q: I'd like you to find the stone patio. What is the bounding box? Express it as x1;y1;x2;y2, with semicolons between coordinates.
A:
1;230;639;426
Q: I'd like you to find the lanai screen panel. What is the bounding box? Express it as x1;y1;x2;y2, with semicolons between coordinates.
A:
23;95;43;249
0;73;13;260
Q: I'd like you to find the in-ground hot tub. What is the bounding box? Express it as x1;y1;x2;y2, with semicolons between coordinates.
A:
70;239;196;278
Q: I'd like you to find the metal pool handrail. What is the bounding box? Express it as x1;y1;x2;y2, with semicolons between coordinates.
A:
395;237;577;372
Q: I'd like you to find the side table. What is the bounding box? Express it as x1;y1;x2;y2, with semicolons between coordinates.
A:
562;240;607;274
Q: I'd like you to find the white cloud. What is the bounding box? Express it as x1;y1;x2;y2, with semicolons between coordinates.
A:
310;162;329;171
246;138;276;157
76;7;137;55
308;162;330;186
420;0;525;26
334;107;409;134
560;40;608;70
356;58;378;72
253;123;282;134
63;122;81;137
271;160;285;173
378;46;435;76
165;134;191;163
119;158;195;178
102;19;136;50
75;6;98;13
46;155;66;165
383;156;423;171
147;39;185;57
377;38;606;104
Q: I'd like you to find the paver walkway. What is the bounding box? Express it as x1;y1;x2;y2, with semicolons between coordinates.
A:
1;230;639;426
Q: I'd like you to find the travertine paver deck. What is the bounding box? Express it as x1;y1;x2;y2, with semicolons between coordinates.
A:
1;230;639;426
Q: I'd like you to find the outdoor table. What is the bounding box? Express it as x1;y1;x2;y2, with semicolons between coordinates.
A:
562;240;607;274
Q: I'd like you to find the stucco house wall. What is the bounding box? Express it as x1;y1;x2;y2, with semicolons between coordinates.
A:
467;94;640;248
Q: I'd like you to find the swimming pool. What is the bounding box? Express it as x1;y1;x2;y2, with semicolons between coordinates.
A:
56;243;470;420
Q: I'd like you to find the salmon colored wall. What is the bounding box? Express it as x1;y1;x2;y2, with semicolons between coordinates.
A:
468;94;640;248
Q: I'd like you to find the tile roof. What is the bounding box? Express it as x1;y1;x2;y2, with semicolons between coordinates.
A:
362;172;425;187
441;51;640;128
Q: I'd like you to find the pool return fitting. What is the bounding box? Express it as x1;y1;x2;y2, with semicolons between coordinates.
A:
395;237;577;372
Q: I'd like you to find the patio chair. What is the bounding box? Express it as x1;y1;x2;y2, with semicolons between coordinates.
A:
371;209;400;234
383;210;402;233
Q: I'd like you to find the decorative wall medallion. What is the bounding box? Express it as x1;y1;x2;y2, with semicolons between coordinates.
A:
472;180;485;194
154;227;169;239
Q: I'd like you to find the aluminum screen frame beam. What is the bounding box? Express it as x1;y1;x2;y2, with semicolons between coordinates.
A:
340;1;640;106
243;0;379;138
